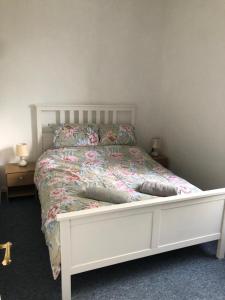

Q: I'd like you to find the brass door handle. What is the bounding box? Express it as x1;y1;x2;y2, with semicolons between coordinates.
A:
0;242;12;266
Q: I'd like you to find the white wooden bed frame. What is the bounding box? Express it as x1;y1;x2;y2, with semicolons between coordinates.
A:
35;104;225;300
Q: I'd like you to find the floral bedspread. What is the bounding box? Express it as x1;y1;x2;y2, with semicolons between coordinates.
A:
34;145;200;279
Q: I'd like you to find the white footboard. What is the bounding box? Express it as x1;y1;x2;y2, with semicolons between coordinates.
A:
57;189;225;300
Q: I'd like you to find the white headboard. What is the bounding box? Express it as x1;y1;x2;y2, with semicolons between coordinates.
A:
35;104;136;157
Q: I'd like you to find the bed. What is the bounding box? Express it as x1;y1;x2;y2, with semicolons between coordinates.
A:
34;104;225;300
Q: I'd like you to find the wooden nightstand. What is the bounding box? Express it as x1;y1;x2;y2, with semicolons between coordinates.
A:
5;162;36;200
150;154;169;168
0;166;7;204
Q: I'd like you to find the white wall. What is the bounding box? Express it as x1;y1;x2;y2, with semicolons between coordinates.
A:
0;0;163;164
161;0;225;189
1;0;225;190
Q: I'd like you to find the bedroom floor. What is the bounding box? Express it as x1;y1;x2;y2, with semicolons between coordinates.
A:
0;197;225;300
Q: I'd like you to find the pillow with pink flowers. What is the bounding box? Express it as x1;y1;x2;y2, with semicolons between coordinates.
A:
53;124;99;148
99;124;136;146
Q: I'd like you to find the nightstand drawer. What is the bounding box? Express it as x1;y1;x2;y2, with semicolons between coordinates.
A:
7;172;34;187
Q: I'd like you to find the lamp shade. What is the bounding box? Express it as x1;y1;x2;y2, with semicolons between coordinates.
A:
152;138;161;150
16;143;28;157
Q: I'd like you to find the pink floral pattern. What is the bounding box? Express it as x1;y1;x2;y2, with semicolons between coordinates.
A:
99;124;136;145
85;150;97;161
34;145;200;280
53;124;99;148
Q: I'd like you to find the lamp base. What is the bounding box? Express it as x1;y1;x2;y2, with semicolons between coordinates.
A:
151;150;160;157
18;157;28;167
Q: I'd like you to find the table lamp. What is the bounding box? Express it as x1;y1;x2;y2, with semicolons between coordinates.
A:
16;143;28;166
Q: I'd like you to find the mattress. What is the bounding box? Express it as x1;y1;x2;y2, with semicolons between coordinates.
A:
34;145;200;279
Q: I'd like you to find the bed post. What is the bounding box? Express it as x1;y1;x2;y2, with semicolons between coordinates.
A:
60;220;72;300
35;105;43;158
216;200;225;259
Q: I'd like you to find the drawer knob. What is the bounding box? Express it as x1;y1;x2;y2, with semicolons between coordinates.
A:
18;176;24;180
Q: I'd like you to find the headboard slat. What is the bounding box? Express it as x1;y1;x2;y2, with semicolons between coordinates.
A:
112;110;117;124
87;110;92;123
96;110;101;124
69;111;74;123
105;110;109;124
60;110;65;124
78;111;83;124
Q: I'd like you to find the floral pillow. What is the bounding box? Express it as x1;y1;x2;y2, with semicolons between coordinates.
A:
99;124;136;146
53;124;99;148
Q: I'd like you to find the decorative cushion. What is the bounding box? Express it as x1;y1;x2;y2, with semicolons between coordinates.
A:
83;187;132;204
139;181;177;197
99;124;136;146
53;124;99;148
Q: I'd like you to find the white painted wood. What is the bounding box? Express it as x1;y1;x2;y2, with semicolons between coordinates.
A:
60;220;71;300
78;110;83;124
35;104;136;154
70;233;220;275
159;200;224;246
60;110;65;124
56;189;225;300
131;108;135;126
105;110;109;124
151;210;161;248
69;111;74;123
36;106;43;157
96;110;100;124
112;110;117;124
71;212;153;266
87;110;92;123
217;201;225;259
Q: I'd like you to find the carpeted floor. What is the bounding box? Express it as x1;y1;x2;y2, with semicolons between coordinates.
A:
0;197;225;300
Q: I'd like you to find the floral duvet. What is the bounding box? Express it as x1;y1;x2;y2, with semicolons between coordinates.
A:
34;145;200;279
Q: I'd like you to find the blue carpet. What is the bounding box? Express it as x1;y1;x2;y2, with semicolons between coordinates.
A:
0;197;225;300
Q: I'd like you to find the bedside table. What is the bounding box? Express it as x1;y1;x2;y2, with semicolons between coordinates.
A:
150;154;169;168
0;166;7;204
5;162;36;200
